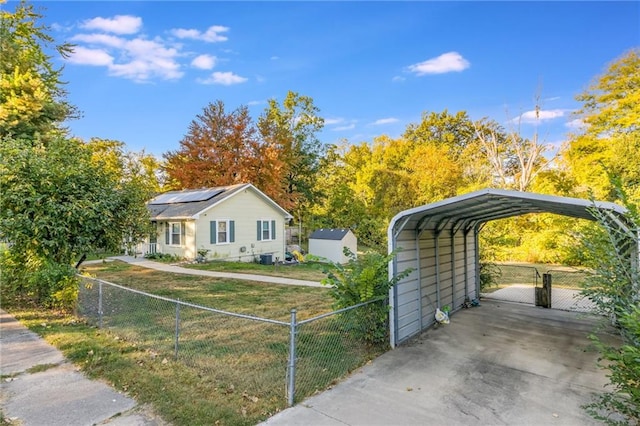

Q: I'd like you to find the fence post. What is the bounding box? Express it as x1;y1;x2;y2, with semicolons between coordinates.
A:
287;309;297;407
98;280;103;329
174;300;181;360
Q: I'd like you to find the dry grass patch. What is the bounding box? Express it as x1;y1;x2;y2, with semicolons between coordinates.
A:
60;261;387;424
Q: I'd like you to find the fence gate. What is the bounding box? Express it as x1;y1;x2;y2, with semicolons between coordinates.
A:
482;264;595;313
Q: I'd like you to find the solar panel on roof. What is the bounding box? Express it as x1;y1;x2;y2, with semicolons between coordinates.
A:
149;188;224;205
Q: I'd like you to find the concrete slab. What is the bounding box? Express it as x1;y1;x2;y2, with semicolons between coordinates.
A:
0;311;65;376
104;256;324;287
2;363;136;426
483;285;596;312
262;300;610;426
0;310;166;425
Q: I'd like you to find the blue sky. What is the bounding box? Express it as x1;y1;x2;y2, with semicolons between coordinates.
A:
25;1;640;158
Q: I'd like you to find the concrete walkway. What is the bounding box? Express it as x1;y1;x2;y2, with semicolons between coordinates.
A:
261;300;609;426
99;256;324;288
0;310;165;426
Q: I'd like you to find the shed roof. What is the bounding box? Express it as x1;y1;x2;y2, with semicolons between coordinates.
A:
148;183;292;220
389;188;627;238
309;228;353;241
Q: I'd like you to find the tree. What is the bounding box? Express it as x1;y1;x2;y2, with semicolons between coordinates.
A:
257;91;325;214
0;0;76;139
0;136;152;307
473;115;552;192
564;49;640;203
403;110;475;160
164;101;261;189
0;3;152;309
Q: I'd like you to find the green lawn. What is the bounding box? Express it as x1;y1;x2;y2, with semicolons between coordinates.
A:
8;261;385;426
486;262;592;291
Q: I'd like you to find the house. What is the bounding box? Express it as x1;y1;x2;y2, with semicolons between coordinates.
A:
143;183;292;262
308;228;357;264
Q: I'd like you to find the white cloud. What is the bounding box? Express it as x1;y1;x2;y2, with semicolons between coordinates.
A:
68;33;183;81
371;117;399;125
171;25;229;42
199;71;247;85
392;75;405;82
72;33;126;48
565;118;586;129
333;124;356;131
247;100;264;106
191;54;217;70
407;51;470;75
325;118;344;125
81;15;142;35
270;56;279;60
515;109;566;124
67;46;113;66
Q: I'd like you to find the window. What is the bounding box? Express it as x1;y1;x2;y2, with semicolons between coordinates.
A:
210;220;234;244
165;222;183;246
256;220;276;241
218;221;227;243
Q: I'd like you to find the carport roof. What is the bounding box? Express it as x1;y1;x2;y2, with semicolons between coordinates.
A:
389;189;628;237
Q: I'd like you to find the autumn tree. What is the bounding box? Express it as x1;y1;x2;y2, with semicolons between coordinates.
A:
164;101;261;189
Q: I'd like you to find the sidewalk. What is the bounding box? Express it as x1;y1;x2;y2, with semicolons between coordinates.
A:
0;310;165;426
101;256;324;288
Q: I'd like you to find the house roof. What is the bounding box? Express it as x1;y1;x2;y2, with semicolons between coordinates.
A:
148;183;292;220
309;228;353;241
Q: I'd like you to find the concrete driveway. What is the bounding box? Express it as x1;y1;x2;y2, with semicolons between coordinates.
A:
263;300;611;425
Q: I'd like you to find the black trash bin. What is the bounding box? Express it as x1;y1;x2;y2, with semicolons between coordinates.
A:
260;254;273;265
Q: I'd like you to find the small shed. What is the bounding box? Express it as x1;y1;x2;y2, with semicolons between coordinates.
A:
308;228;357;264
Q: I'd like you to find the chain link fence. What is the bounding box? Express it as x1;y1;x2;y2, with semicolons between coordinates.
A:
481;264;596;312
77;276;385;410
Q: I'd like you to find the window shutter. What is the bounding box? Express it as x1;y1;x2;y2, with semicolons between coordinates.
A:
256;220;262;241
230;221;235;243
165;223;169;245
271;220;276;240
181;223;186;246
210;221;217;244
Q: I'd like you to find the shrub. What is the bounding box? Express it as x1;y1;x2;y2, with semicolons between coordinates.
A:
581;182;640;425
321;248;412;345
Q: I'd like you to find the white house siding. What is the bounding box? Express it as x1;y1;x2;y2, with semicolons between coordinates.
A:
308;231;357;264
194;188;286;262
154;220;196;259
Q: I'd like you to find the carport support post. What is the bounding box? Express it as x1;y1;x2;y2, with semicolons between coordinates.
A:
287;309;297;406
463;230;469;300
474;226;481;298
435;231;441;307
450;230;456;310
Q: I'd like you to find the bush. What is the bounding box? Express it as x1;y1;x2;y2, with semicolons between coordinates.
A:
479;261;501;291
581;182;640;425
144;252;181;262
321;248;412;345
0;249;78;310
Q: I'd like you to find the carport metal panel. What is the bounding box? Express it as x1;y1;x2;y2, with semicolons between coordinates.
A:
388;188;629;347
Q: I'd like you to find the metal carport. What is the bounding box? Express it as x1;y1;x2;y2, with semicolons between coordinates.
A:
387;188;631;347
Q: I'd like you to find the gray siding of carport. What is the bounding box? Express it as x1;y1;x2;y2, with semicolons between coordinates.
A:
388;189;629;348
392;225;478;345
